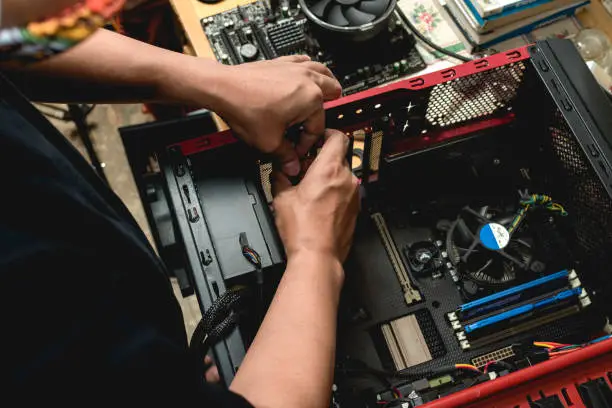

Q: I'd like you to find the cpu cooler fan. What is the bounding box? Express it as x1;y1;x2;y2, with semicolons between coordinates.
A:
298;0;396;41
446;206;534;286
444;194;568;287
309;0;390;26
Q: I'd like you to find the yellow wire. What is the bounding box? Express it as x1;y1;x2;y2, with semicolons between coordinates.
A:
533;342;556;349
455;363;481;371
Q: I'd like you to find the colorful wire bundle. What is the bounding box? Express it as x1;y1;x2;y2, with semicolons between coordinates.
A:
454;363;482;374
241;245;262;268
0;0;126;62
507;194;568;234
533;335;612;359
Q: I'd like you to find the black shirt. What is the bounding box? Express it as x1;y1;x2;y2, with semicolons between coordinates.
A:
0;75;252;405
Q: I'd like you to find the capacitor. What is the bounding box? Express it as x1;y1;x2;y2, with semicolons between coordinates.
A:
240;43;259;61
393;62;401;72
400;59;408;72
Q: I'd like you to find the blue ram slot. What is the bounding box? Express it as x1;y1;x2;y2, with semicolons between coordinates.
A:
464;287;581;334
459;270;569;313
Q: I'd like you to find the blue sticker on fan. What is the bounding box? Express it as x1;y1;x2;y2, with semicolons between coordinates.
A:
479;223;510;250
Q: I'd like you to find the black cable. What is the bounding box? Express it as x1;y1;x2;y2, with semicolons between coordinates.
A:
398;10;471;63
190;289;244;373
240;232;265;321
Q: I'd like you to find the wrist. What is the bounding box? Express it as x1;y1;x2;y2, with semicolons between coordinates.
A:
153;54;228;108
286;249;345;288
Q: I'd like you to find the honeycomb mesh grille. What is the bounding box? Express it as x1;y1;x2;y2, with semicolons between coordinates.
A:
369;131;384;172
548;110;612;285
426;62;526;127
259;162;273;203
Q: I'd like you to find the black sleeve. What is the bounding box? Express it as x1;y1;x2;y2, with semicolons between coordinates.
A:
0;75;253;406
1;245;252;407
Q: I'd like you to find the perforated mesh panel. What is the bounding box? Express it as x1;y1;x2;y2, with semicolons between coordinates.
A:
426;62;526;127
548;111;612;263
369;131;383;172
259;162;273;203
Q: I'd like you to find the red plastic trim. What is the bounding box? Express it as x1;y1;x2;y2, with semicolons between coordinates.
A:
170;129;237;156
423;338;612;408
325;46;531;109
387;114;515;158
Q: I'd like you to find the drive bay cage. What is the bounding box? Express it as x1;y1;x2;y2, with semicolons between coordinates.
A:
121;39;612;407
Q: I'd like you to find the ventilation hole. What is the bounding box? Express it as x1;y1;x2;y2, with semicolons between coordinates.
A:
432;301;440;309
526;395;533;404
561;387;573;406
539;390;546;398
475;59;489;69
409;77;425;87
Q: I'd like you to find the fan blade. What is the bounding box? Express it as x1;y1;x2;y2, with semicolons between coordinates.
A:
311;0;332;18
336;0;360;4
358;0;390;16
327;5;349;26
344;6;376;25
455;218;474;247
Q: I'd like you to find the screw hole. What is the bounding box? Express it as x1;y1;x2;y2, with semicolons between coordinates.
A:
432;301;441;309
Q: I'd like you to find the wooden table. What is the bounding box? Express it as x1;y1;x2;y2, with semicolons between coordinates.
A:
170;0;612;59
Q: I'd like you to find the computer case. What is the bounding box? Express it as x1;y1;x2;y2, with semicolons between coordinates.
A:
121;39;612;407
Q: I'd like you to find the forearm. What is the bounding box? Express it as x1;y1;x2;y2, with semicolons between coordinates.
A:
230;251;344;408
1;29;224;104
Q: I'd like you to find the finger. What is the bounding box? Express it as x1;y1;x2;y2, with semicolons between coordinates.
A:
273;138;301;176
275;54;311;63
301;61;335;79
311;73;342;101
204;355;213;365
301;156;316;174
271;171;292;197
297;108;325;157
205;365;220;383
296;131;321;158
316;129;350;164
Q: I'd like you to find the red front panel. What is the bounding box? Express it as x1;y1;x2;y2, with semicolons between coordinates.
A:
424;339;612;408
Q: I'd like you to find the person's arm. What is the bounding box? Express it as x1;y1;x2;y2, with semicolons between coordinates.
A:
1;29;341;175
230;130;360;408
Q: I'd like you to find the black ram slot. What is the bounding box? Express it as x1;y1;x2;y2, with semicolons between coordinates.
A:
251;23;276;59
460;286;573;327
220;28;240;64
465;296;580;340
468;305;580;349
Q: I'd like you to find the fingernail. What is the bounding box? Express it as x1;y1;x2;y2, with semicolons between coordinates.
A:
283;160;301;176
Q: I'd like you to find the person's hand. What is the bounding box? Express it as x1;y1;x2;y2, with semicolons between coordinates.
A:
272;129;360;264
212;56;342;176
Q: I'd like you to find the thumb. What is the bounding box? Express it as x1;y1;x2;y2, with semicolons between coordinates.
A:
274;138;301;177
271;171;292;197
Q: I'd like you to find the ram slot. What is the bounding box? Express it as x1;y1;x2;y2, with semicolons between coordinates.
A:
220;28;240;64
447;269;581;324
457;305;581;350
463;287;582;338
451;286;577;331
251;23;276;59
372;212;421;305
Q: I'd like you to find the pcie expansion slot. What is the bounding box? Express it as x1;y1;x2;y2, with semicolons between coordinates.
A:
372;212;422;305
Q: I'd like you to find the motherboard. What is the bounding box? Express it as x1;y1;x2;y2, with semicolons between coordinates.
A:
201;0;426;95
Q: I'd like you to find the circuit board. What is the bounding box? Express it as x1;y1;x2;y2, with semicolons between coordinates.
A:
201;0;426;95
